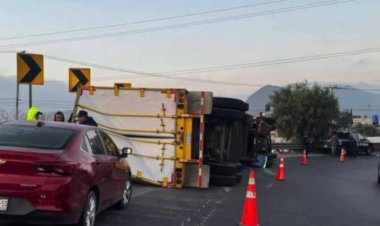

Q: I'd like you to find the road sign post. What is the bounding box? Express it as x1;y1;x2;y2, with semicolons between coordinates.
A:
69;68;91;92
16;52;44;117
29;84;32;108
17;53;44;85
16;83;19;120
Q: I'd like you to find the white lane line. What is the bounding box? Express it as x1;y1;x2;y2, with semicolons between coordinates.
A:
266;182;274;188
224;187;232;193
263;168;277;176
131;187;158;198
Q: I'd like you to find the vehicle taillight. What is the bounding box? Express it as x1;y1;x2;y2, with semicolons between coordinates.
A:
178;91;185;103
33;162;79;176
176;172;182;185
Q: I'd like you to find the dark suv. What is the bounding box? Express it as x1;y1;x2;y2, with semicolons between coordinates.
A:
335;131;374;156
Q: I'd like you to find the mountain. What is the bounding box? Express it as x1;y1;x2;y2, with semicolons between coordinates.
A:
0;76;74;120
246;85;280;114
246;84;380;117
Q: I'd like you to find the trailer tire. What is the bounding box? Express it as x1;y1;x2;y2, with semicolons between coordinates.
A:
236;173;242;184
235;163;243;172
240;157;253;166
211;108;244;121
210;175;236;186
213;97;249;112
209;117;225;125
209;163;238;176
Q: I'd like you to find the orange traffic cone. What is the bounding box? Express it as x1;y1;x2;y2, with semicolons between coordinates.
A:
340;148;345;162
276;156;285;181
239;170;259;226
300;149;308;165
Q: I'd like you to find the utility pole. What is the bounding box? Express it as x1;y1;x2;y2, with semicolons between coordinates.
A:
16;83;19;120
368;104;371;119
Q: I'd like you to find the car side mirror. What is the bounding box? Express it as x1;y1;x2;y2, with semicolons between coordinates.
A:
121;147;132;157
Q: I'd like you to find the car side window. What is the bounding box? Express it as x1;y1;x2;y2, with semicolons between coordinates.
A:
81;135;93;154
99;131;119;157
86;130;106;155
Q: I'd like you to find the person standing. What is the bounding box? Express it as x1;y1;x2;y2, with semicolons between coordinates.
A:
330;133;337;155
303;135;312;157
76;110;98;127
54;111;65;122
26;106;43;121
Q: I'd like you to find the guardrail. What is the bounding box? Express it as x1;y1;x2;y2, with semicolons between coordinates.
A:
272;143;305;150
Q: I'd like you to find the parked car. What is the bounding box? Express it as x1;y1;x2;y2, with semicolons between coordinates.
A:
0;121;133;226
335;131;374;156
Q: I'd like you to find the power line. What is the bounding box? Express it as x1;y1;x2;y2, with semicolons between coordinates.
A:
42;54;263;86
93;47;380;81
330;86;380;92
43;46;380;87
0;50;18;54
4;45;377;87
0;0;355;49
0;0;288;41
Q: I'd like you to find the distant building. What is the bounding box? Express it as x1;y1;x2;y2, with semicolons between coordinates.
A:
352;115;378;126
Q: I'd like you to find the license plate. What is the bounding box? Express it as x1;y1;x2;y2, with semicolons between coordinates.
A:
0;198;8;211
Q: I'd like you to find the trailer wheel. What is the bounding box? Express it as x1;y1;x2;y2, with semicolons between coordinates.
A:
211;108;244;121
209;163;238;176
210;175;236;186
208;117;225;125
213;97;249;112
235;163;243;172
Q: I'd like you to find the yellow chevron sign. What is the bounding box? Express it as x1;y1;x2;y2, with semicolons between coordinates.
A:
17;53;44;85
69;68;91;92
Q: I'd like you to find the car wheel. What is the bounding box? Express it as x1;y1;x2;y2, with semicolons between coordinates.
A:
80;191;97;226
378;176;380;184
117;180;132;209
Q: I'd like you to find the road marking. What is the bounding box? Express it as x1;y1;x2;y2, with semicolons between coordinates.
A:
263;168;277;176
266;182;274;188
131;186;158;198
224;187;232;192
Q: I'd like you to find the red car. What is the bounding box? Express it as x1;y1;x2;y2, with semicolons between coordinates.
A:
0;121;132;226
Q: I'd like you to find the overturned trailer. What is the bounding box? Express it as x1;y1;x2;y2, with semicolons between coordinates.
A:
72;85;275;188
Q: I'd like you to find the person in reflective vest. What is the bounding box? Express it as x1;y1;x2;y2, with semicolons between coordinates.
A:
26;106;43;121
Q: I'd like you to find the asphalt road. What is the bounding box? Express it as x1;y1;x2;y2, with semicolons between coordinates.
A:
256;154;380;226
2;154;380;226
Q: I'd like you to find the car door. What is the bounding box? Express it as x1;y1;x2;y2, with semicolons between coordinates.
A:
85;130;114;209
98;131;127;204
356;133;369;153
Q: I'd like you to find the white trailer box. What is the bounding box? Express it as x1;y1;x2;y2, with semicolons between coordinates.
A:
74;86;211;188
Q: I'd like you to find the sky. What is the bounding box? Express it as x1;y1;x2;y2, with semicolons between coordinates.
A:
0;0;379;100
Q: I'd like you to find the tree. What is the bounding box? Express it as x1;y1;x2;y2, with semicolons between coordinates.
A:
336;110;353;129
351;123;378;136
269;82;339;142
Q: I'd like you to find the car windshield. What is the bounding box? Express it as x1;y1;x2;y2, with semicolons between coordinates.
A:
356;133;366;140
0;124;74;150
